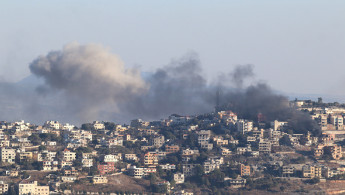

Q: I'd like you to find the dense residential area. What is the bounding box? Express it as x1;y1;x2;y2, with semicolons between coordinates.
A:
3;99;345;194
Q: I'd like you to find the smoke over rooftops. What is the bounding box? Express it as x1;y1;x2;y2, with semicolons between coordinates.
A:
0;42;320;134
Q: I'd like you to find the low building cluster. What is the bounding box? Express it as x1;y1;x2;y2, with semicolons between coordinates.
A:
2;99;345;194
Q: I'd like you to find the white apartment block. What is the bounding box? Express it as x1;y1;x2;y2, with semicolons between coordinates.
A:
63;149;76;162
237;120;253;134
174;173;185;184
82;158;93;168
93;121;105;130
0;148;16;164
18;181;49;195
104;154;122;163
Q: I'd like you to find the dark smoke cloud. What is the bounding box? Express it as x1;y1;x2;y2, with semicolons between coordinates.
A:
230;64;254;88
221;83;320;135
120;53;215;119
0;43;320;135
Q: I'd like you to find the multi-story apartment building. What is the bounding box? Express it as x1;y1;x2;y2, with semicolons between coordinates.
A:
63;149;76;162
259;139;271;154
282;165;294;177
18;181;49;195
44;120;62;130
0;148;16;164
165;145;180;154
104;154;122;163
82;158;93;168
93;121;105;130
98;162;115;175
128;166;156;178
302;165;322;178
152;135;165;148
182;164;197;177
240;164;251;176
197;130;211;144
142;152;158;166
330;115;344;130
43;161;59;171
19;151;33;162
124;154;138;162
174;173;185;184
92;176;108;184
237;120;253;134
0;181;8;194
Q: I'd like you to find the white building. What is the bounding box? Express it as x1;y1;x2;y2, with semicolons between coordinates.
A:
174;173;185;184
18;181;49;195
0;148;16;164
237;120;253;134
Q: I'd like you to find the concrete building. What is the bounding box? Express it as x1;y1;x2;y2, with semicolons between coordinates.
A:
124;154;138;162
93;121;105;130
128;166;157;178
0;181;8;194
282;165;294;177
63;149;76;162
237;120;253;134
18;181;49;195
203;157;224;174
82;158;93;168
44;120;62;130
197;130;211;144
270;120;288;131
142;152;158;166
104;154;122;163
152;135;165;148
98;162;115;175
259;139;271;154
19;151;33;162
92;176;108;184
43;161;59;171
174;173;185;184
302;165;322;178
182;164;198;177
200;142;213;150
224;177;246;188
160;164;176;170
330;115;344;130
0;148;16;164
165;145;180;154
240;164;251;176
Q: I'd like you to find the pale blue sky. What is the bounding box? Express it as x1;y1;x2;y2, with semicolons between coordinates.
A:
1;0;345;98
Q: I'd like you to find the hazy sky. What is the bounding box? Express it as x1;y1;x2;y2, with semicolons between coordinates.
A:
1;0;344;98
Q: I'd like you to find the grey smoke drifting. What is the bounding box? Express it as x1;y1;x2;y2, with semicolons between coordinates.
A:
120;53;215;119
0;42;319;135
221;83;320;135
29;42;148;122
230;64;254;88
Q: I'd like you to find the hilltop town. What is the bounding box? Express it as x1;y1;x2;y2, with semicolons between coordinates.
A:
3;98;345;194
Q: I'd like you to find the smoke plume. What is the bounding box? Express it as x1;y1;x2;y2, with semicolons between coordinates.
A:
230;64;254;88
29;42;148;121
221;83;320;135
120;53;215;119
0;42;320;135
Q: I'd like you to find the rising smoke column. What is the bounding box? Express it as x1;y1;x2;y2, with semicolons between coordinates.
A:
230;64;254;88
221;66;320;135
120;53;215;119
29;42;148;122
